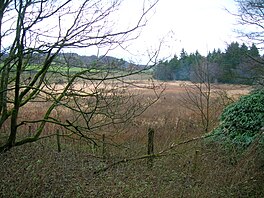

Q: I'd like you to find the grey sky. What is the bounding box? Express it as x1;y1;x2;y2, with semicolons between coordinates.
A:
80;0;241;63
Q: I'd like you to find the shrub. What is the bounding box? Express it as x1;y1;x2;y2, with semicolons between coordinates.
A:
211;89;264;148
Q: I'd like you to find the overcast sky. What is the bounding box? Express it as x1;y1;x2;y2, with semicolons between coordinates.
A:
81;0;241;63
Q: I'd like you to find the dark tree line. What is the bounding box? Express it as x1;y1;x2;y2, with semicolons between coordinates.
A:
153;42;263;85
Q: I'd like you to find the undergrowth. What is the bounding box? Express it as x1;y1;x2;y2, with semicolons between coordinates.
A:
211;89;264;151
1;83;263;197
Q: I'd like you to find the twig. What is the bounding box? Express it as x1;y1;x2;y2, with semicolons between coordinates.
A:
93;133;213;174
158;133;214;155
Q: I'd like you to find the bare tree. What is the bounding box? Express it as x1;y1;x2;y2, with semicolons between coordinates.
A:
234;0;264;85
181;58;227;134
234;0;264;46
0;0;162;152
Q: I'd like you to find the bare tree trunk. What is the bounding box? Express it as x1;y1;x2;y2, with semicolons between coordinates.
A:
147;128;155;168
8;55;22;148
0;2;5;122
6;1;24;148
56;130;61;152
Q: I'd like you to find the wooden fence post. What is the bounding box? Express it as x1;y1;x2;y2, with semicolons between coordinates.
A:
192;150;199;173
102;134;106;159
28;125;32;137
56;129;61;152
147;128;155;168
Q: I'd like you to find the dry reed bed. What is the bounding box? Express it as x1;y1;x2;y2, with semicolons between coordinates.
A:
1;81;263;197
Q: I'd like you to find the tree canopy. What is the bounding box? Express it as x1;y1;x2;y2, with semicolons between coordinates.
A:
153;42;263;85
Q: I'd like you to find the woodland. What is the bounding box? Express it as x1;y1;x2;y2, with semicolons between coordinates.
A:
0;0;264;197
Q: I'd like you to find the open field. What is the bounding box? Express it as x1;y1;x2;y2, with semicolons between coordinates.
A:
0;80;263;197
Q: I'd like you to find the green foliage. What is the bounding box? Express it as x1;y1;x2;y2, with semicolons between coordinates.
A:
153;49;202;81
212;89;264;148
153;42;263;85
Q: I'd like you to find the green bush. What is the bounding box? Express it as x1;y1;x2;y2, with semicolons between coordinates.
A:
211;89;264;148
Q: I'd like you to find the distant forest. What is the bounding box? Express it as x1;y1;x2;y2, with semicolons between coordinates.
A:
153;42;263;85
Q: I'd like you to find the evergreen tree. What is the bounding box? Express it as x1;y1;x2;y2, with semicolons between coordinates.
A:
220;42;245;83
153;42;262;85
249;43;260;57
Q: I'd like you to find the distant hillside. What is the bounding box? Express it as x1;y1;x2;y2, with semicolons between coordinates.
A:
1;52;147;70
52;53;142;70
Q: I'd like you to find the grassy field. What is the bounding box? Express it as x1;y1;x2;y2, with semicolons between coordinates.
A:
0;80;263;197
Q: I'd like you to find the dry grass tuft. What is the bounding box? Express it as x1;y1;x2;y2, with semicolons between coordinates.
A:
1;81;263;197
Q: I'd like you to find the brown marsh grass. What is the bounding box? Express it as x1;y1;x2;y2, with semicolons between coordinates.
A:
1;80;263;197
